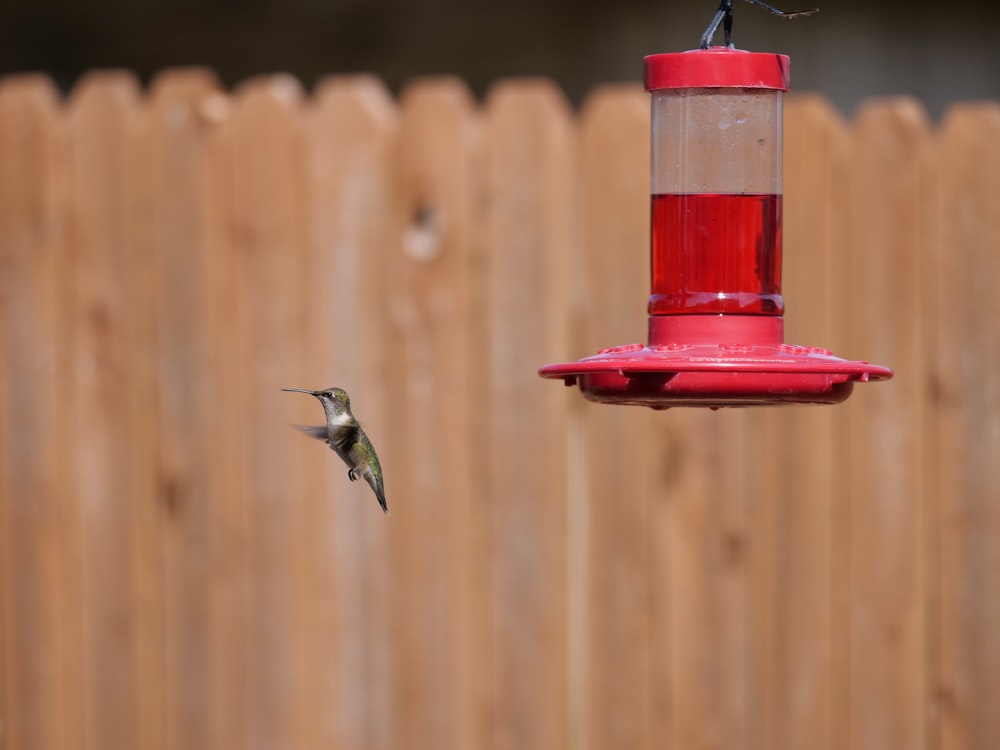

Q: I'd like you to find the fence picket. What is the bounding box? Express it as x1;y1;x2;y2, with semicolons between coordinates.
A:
386;76;482;750
770;94;852;750
145;68;226;750
935;103;1000;750
482;79;574;750
846;98;933;750
0;74;81;750
304;74;398;750
67;70;157;750
575;83;654;750
209;75;312;750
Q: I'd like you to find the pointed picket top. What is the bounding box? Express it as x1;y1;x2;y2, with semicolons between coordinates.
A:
576;82;648;350
235;72;305;103
148;66;222;111
397;76;479;266
221;73;306;149
303;73;396;447
312;73;396;132
0;72;63;117
848;96;932;400
66;70;143;278
0;74;67;251
68;68;142;115
783;93;850;346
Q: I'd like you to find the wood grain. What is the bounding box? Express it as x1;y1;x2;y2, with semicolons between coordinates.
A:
482;78;573;750
935;103;1000;750
575;83;653;750
847;98;933;750
304;74;398;750
146;68;225;750
68;71;157;750
387;76;481;750
0;74;82;750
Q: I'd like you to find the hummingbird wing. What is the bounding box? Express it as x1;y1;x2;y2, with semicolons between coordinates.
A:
291;424;329;442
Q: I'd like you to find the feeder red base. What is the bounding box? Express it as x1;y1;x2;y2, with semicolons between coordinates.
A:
538;316;892;409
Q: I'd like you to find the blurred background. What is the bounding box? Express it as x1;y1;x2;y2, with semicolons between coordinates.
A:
2;2;1000;750
2;0;998;116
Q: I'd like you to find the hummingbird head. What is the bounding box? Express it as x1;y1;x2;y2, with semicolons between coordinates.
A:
282;386;353;424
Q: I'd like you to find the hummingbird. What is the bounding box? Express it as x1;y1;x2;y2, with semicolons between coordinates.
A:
281;386;388;514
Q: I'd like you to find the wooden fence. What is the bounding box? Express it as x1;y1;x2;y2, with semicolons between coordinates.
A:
0;68;998;750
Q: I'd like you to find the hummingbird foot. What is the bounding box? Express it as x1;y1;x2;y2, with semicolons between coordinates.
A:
348;467;361;481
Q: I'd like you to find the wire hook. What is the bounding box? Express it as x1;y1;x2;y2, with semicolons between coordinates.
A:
700;0;818;49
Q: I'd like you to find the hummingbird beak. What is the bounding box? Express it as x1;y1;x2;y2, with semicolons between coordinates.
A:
281;387;320;396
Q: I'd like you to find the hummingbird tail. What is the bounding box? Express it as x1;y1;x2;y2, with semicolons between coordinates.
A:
358;464;389;514
364;473;389;515
375;487;389;515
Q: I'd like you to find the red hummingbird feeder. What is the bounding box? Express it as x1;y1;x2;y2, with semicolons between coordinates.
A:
539;44;892;408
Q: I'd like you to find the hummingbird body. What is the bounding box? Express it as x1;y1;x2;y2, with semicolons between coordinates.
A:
282;387;388;514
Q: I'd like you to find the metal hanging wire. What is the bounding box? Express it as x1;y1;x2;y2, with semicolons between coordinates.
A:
700;0;818;48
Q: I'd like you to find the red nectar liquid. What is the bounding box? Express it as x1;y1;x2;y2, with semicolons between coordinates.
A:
649;193;783;315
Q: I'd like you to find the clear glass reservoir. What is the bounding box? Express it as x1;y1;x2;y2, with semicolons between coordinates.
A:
645;49;789;316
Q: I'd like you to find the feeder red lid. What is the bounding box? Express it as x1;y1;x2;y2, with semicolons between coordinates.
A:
645;48;790;91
